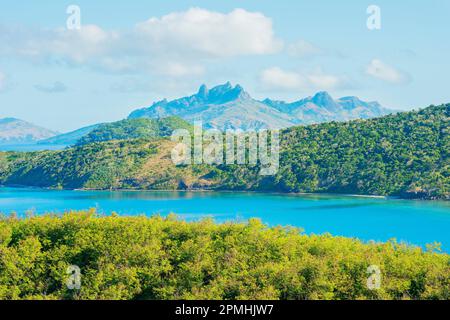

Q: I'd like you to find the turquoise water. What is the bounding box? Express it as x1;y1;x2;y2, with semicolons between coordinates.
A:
0;144;67;152
1;187;449;251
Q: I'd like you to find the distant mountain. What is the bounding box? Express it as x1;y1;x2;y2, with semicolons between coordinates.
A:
129;83;394;130
0;118;58;145
129;82;294;130
77;117;192;145
263;91;392;124
38;124;102;146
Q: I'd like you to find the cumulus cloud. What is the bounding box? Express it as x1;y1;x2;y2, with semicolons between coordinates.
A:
0;24;117;63
366;59;411;84
287;40;322;58
34;81;68;93
260;67;349;91
0;8;282;76
261;67;304;90
136;8;283;58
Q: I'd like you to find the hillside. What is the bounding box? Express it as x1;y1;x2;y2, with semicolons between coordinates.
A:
272;104;449;199
129;83;394;130
76;117;193;145
0;104;448;199
0;118;58;145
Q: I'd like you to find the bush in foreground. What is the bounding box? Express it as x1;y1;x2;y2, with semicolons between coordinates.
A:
0;210;449;300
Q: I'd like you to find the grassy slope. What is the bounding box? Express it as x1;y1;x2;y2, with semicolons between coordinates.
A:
0;105;448;198
0;212;448;300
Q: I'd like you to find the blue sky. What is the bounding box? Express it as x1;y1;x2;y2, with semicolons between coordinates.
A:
0;0;449;132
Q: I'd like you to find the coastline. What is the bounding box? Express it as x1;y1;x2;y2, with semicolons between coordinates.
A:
2;184;446;201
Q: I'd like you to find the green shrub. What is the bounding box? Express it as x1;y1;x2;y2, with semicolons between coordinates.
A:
0;211;448;300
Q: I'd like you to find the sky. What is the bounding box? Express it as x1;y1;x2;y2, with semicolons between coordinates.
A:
0;0;449;132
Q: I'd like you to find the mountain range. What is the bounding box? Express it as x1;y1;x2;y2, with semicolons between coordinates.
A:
0;118;58;145
129;82;394;130
1;82;395;148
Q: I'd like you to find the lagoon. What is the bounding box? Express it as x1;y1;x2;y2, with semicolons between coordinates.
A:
1;187;449;251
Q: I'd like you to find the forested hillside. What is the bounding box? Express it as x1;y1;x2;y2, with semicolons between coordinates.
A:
77;117;192;145
0;105;448;199
272;104;449;199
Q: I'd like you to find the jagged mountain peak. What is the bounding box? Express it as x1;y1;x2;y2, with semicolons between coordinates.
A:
206;82;251;103
128;83;393;130
311;91;336;108
197;84;209;98
313;91;333;99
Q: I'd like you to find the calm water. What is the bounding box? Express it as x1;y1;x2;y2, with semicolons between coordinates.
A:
0;144;67;152
1;187;449;251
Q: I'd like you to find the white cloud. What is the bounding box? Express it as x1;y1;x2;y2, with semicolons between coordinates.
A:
0;24;117;63
260;67;304;90
287;40;321;58
260;67;349;91
0;8;282;76
366;59;410;84
50;25;118;63
136;8;283;58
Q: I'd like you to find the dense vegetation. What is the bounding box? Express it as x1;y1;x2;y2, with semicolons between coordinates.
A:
0;105;448;199
77;117;192;145
0;140;160;189
265;104;449;199
0;211;448;300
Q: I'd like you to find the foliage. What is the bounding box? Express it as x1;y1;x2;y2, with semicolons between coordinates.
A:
0;140;159;189
0;211;448;300
263;104;449;199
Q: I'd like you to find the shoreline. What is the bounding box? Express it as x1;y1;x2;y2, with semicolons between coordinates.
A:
1;184;446;201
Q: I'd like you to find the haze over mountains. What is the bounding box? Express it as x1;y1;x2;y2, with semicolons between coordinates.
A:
1;82;395;148
129;82;394;130
38;124;102;146
0;118;58;145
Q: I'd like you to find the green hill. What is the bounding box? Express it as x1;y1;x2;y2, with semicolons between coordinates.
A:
269;104;449;199
77;117;193;145
0;105;448;199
